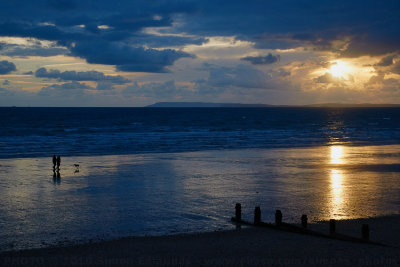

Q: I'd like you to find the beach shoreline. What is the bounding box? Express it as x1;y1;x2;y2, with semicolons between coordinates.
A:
1;144;400;260
1;215;399;266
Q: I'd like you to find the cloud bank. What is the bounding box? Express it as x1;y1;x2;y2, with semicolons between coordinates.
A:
0;60;16;74
241;54;280;65
1;0;398;64
35;68;130;84
0;0;399;106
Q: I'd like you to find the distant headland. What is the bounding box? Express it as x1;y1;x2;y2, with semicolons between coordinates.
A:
146;102;274;107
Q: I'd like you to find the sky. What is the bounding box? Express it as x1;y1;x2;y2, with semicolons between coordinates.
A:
0;0;400;106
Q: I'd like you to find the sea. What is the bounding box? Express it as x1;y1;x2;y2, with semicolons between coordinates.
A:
0;107;400;251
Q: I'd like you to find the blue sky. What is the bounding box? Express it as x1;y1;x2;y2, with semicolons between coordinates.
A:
0;0;399;106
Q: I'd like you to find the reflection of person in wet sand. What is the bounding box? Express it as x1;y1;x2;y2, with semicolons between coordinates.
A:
56;155;61;171
53;171;61;184
52;166;61;184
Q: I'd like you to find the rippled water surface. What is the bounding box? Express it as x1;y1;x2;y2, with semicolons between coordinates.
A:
1;145;399;251
1;107;400;158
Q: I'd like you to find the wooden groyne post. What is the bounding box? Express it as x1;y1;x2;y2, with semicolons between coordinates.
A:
362;224;369;241
301;214;308;229
229;206;387;247
329;219;336;235
235;203;242;221
275;210;282;226
254;207;261;225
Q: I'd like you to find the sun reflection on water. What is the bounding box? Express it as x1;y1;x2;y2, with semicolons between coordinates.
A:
329;145;346;218
330;169;343;210
330;145;344;164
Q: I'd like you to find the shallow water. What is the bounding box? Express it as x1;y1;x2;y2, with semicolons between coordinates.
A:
0;145;399;251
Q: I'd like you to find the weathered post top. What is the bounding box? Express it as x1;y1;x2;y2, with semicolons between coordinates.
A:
235;203;242;221
301;214;308;229
362;224;369;241
329;219;336;235
254;206;261;225
275;210;282;226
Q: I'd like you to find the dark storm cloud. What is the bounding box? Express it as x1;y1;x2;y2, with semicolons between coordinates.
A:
179;0;400;56
0;60;17;74
46;0;78;11
0;0;196;72
0;22;83;45
375;55;396;67
251;38;303;50
0;43;67;58
1;0;399;70
39;81;93;95
0;1;187;29
133;34;207;48
241;54;280;65
69;41;193;72
339;33;400;58
35;67;130;84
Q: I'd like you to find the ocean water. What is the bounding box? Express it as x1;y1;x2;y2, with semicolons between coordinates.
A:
1;107;399;158
0;107;400;251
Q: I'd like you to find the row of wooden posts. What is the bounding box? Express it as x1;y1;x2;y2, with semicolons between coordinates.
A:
234;203;370;241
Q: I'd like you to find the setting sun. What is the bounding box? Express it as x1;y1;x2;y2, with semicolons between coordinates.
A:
328;60;351;78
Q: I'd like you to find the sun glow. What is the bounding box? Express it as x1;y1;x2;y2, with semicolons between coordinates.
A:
328;60;352;78
330;146;345;164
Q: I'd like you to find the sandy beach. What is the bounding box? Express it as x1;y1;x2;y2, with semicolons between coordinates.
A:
1;215;400;266
1;145;400;266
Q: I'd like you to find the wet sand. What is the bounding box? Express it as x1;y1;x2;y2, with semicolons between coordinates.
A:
2;145;400;252
1;215;399;266
1;145;400;265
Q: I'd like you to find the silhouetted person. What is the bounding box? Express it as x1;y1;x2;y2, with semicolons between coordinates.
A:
56;155;61;171
52;155;57;169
